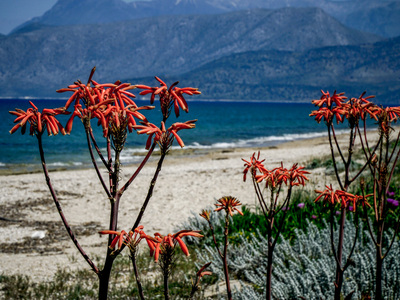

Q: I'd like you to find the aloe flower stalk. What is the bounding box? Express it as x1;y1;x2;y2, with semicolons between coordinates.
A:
310;90;400;299
10;68;200;300
200;196;244;300
242;154;309;300
145;230;203;300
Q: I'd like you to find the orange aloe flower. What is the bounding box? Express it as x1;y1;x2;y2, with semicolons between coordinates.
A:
58;71;154;135
242;151;266;181
311;90;347;108
133;119;197;149
136;76;201;117
9;101;69;136
99;229;130;250
309;106;347;124
310;90;348;124
99;226;158;253
148;230;203;262
199;209;211;221
344;92;377;122
314;185;371;211
214;196;244;216
254;163;309;188
286;164;310;187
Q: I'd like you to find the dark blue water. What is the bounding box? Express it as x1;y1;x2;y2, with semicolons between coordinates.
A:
1;98;331;173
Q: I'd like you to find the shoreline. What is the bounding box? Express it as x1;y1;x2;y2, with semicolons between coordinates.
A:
0;131;377;282
0;132;331;176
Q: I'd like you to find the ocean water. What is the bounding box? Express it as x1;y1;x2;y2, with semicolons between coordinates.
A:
1;98;332;173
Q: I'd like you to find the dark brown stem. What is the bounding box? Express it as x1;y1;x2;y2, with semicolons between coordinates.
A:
252;177;268;218
107;136;113;190
85;128;112;199
119;143;156;195
37;134;99;274
131;152;166;231
130;251;145;300
164;271;170;300
344;127;355;187
272;186;292;249
223;212;232;300
375;223;384;300
388;128;400;164
88;127;111;171
334;207;346;300
363;206;378;246
266;213;274;300
208;221;223;259
343;211;360;271
386;147;400;194
99;252;116;300
331;124;346;166
330;208;340;267
383;213;400;259
328;125;344;190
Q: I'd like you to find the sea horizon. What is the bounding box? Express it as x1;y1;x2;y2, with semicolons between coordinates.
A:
1;98;344;174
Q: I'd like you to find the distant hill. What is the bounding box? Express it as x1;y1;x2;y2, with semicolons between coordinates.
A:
12;0;400;37
0;7;381;98
127;36;400;103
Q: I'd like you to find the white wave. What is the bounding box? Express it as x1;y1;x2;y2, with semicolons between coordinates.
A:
47;161;83;167
181;130;339;150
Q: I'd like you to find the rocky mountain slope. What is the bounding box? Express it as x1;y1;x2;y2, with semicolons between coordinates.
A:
12;0;400;37
0;7;382;98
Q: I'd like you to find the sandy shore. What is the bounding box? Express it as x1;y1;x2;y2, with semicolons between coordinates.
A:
0;133;359;282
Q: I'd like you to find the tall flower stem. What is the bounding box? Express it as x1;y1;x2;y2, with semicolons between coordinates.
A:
85;127;112;199
130;250;145;300
119;143;156;194
116;150;167;254
132;151;166;231
99;253;115;300
333;207;346;300
223;212;232;300
98;146;123;299
37;134;99;274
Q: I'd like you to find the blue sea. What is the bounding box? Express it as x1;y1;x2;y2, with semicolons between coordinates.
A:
1;98;333;174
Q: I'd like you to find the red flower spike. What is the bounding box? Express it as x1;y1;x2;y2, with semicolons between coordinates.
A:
199;210;211;221
242;152;266;181
9;102;69;136
133;120;196;150
314;186;370;210
99;226;158;253
58;69;154;135
148;230;203;262
175;236;189;256
135;77;200;117
214;196;243;216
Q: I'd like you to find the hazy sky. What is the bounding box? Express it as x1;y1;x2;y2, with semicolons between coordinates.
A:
0;0;140;35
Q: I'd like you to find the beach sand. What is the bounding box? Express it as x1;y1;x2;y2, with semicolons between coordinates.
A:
0;133;365;282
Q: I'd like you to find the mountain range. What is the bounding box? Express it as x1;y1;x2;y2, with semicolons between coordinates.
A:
0;0;399;102
138;36;399;102
13;0;400;38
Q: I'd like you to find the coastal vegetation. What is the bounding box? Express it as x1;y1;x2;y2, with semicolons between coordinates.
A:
4;67;400;299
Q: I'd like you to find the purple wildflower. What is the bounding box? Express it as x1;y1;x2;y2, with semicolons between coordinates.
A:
387;198;399;207
297;203;305;209
311;215;317;219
